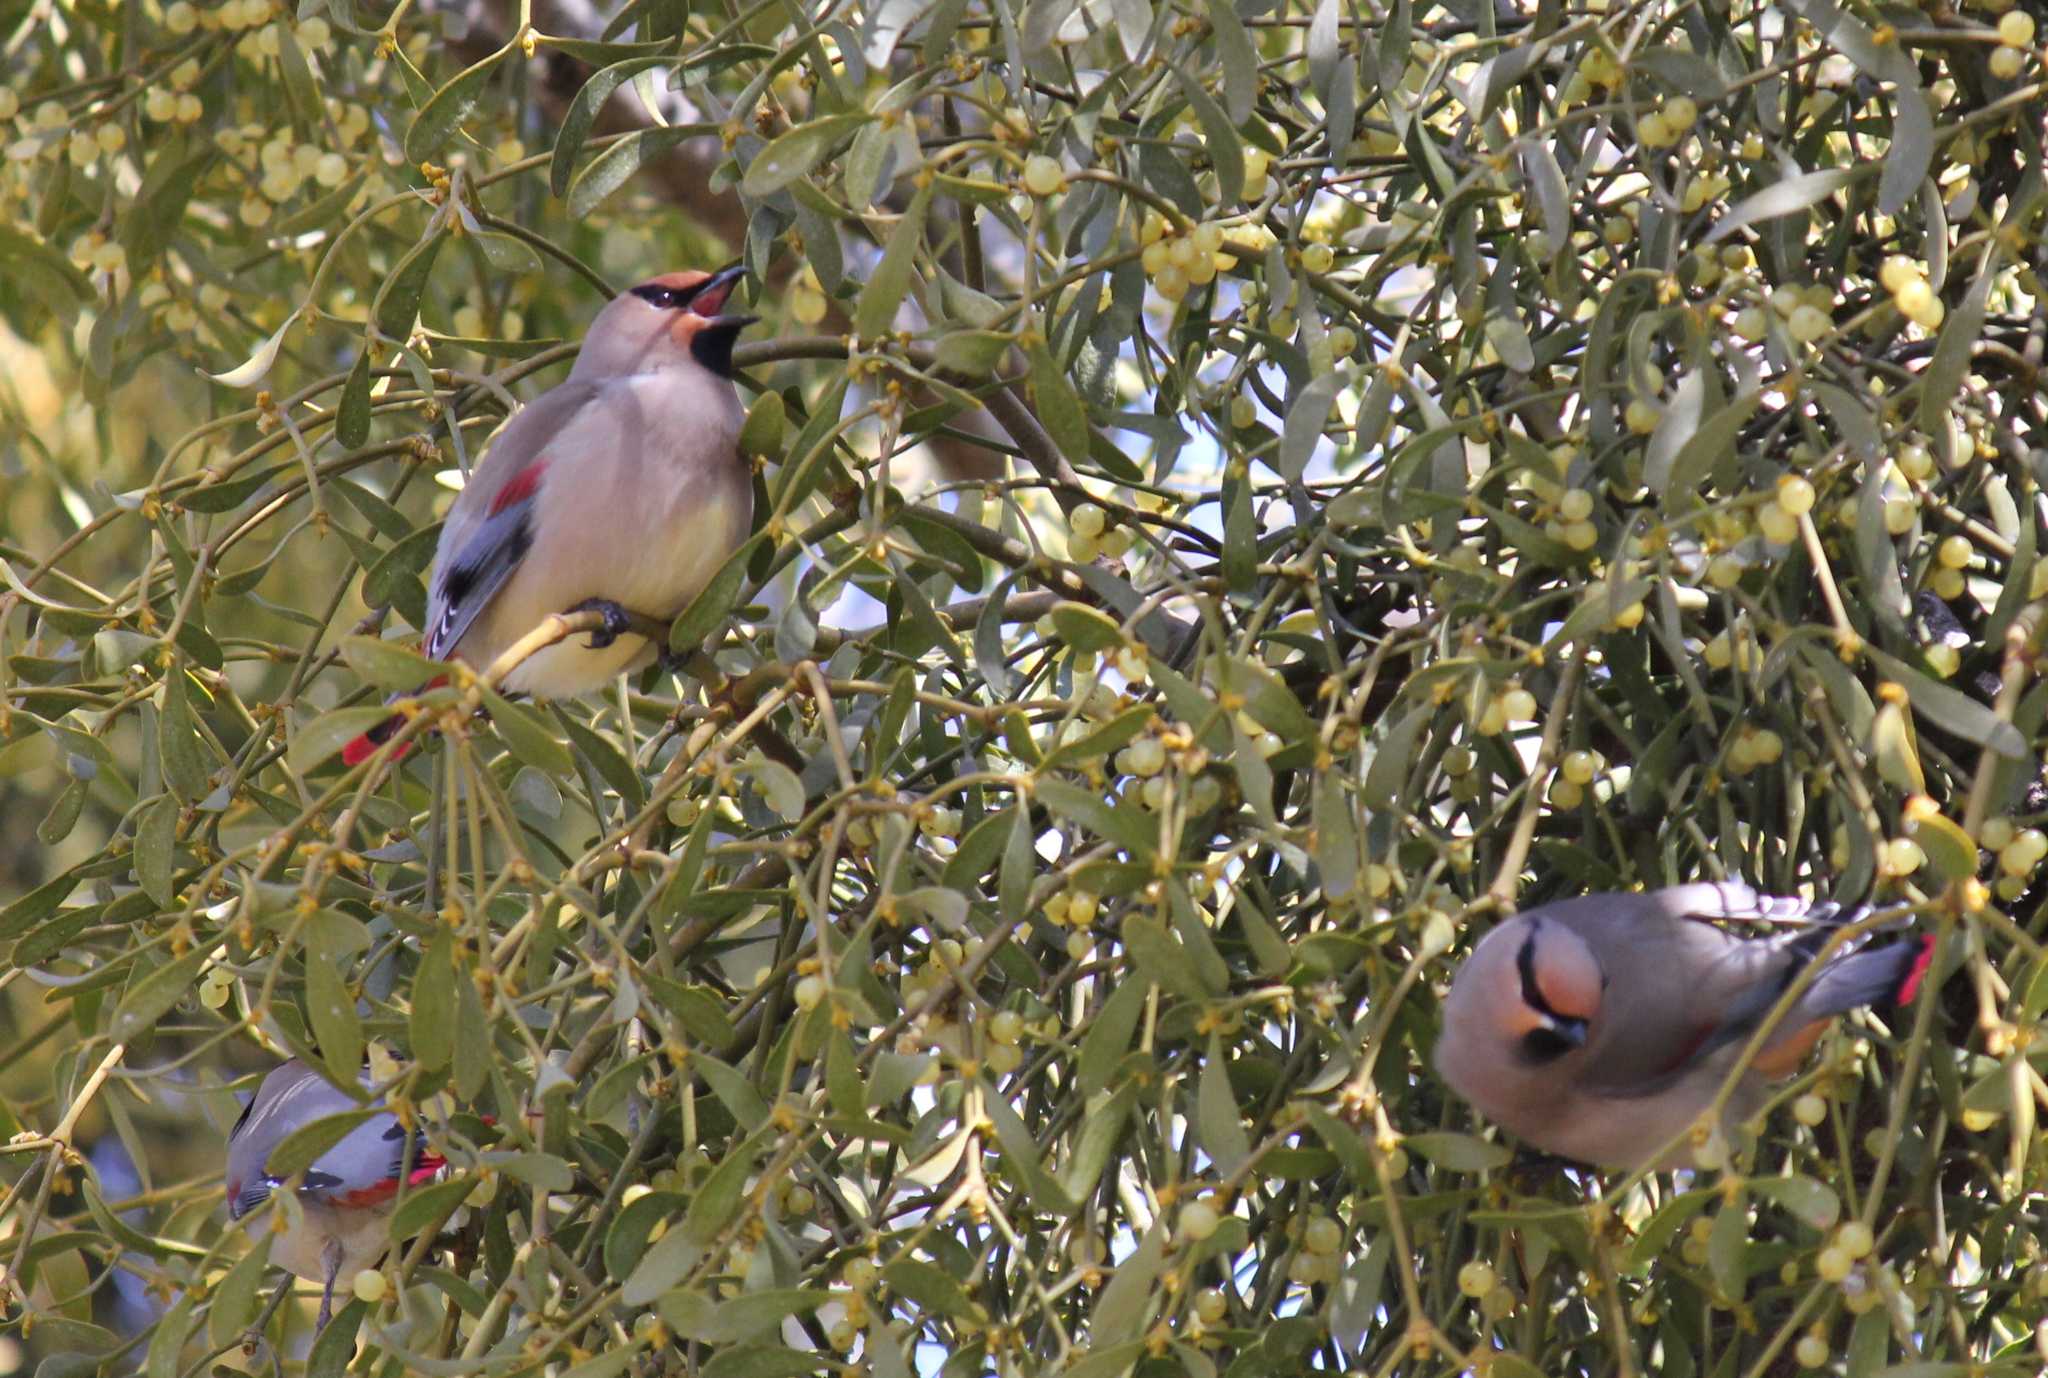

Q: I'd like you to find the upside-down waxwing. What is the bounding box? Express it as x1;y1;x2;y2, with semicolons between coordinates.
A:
224;1060;445;1326
1432;882;1934;1170
341;264;757;764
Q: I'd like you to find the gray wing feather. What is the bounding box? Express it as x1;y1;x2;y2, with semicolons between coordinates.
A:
425;499;535;661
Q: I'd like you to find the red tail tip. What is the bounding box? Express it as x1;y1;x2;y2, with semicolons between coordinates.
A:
1894;933;1937;1006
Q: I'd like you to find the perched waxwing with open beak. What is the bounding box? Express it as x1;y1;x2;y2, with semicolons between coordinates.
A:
1433;883;1934;1171
224;1061;445;1327
342;264;758;764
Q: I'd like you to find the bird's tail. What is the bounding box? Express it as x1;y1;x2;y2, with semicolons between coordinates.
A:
1797;930;1937;1020
337;675;449;766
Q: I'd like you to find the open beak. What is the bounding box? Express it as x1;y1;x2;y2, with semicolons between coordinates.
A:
690;263;756;328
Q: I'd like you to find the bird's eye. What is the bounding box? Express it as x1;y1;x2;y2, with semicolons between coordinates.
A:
630;283;694;311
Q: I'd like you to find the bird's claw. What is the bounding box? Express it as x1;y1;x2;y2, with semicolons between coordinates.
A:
568;598;634;650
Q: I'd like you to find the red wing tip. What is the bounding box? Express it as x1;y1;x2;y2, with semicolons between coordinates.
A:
335;1179;401;1209
340;724;415;767
1894;933;1937;1006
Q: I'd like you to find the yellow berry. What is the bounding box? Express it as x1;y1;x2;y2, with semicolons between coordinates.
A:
1776;474;1816;516
1022;154;1064;197
1879;256;1921;293
1757;504;1799;545
1998;11;2034;46
1788;304;1830;343
1179;1201;1220;1241
1457;1261;1497;1297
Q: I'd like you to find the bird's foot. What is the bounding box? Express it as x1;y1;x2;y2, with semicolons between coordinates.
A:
567;598;635;650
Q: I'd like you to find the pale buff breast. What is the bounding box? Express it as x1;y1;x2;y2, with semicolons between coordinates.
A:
454;367;750;697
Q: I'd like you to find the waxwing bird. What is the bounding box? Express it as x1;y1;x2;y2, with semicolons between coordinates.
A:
1432;883;1933;1171
341;264;758;764
224;1061;445;1327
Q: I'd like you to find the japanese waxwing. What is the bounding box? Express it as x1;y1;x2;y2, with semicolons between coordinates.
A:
224;1060;445;1326
341;265;757;765
1433;882;1934;1171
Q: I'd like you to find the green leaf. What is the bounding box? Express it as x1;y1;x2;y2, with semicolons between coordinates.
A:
559;1346;646;1378
305;949;363;1086
206;1236;271;1349
405;41;514;164
1078;975;1149;1096
1281;372;1346;481
1750;1174;1840;1232
1033;777;1154;855
885;1259;978;1319
1707;1194;1750;1298
472;230;542;275
568;125;720;219
1705;168;1857;244
854;179;933;338
1088;1219;1164;1342
1917;253;1995;434
306;1299;367;1378
1171;69;1241;206
660;1287;828;1344
1879;85;1934;217
0;872;80;944
479;686;575;775
681;1132;760;1247
670;534;760;652
743;113;873;197
700;1346;828;1378
110;950;208;1043
551;57;679;197
1623;1188;1714;1274
1047;600;1123;653
291;706;401;773
1400;1132;1511;1173
207;309;301;388
389;1175;475;1241
1122;914;1218;1000
371;230;447;343
1060;1083;1136;1202
339;635;438;691
265;1108;379;1179
1205;0;1258;124
117;140;214;275
738;390;786;462
1197;1034;1251;1176
981;1080;1079;1214
932;329;1014;378
1865;647;2026;759
411;931;457;1072
621;1222;705;1306
336;350;374;449
132;794;176;907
